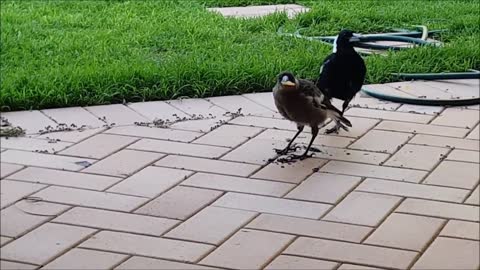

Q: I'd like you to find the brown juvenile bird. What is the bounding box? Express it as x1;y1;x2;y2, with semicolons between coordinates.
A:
273;71;352;159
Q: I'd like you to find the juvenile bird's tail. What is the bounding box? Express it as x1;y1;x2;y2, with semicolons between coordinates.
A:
325;106;352;128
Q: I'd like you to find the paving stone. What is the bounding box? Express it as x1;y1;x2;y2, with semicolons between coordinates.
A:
396;104;444;115
165;206;256;245
465;185;479;205
82;231;214;262
256;128;355;148
284;237;417;269
446;149;479;163
320;161;427;183
0;260;37;270
105;125;201;142
116;256;217;270
286;173;362;204
375;121;470;138
1;202;68;237
128;139;229;158
440;220;479;241
193;125;262;148
431;107;479;128
182;172;294;196
265;255;338;270
247;213;371;242
9;167;121;190
42;248;128;270
0;223;95;265
82;149;163;177
410;133;479;150
207;95;278;118
167;98;227;117
348;130;413;154
251;158;327;184
1;110;56;134
155;155;260;177
243;92;277;111
54;207;179;236
33;186;147;211
0;237;13;246
323;116;381;139
345;108;433;123
357;178;468;203
85;104;147;125
213;192;330;219
107;166;192;198
200;229;294;269
467;124;479;140
0;163;23;179
59;134;137;159
312;147;389;165
422;79;480;99
11;199;70;217
208;4;309;19
423;160;479;189
1;150;95;171
135;186;222;220
396;198;479;222
0;137;72;153
34;127;105;143
362;83;417;99
229;115;295;130
221;138;286;165
338;264;385;270
386;81;453;99
323;192;401;226
349;94;401;110
41;107;105;128
364;213;444;251
0;180;46;208
385;144;449;170
412;237;479;270
127;100;188;121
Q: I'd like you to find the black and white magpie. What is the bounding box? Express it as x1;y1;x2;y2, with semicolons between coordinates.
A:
273;71;352;159
315;29;367;134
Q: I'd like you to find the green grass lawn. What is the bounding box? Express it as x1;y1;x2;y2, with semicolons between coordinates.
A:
1;0;478;111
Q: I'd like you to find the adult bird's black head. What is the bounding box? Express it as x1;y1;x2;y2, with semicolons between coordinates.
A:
277;71;297;88
333;29;361;54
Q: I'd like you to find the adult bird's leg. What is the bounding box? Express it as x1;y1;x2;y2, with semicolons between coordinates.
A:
275;125;304;155
295;125;319;160
325;99;351;134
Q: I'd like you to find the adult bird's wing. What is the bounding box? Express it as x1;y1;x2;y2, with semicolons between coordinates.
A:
315;54;336;95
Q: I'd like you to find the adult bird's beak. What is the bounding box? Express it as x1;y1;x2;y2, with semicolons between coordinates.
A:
349;33;362;42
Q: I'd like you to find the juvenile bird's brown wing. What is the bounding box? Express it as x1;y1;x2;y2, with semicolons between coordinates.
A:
298;79;332;109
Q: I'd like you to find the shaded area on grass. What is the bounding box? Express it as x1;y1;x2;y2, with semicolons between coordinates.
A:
1;0;479;111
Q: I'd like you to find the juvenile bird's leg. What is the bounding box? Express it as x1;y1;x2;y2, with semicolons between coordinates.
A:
294;125;319;160
275;125;304;155
325;99;351;134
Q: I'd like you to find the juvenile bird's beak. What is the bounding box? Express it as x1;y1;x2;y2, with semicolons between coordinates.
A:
349;33;362;42
280;75;296;87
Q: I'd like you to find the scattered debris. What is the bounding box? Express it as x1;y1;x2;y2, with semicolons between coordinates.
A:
38;123;87;135
135;113;217;129
75;161;92;168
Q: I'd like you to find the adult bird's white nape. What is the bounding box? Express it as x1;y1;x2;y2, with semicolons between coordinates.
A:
272;71;352;159
316;29;367;134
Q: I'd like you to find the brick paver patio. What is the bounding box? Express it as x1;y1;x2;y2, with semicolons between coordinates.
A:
0;79;479;270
